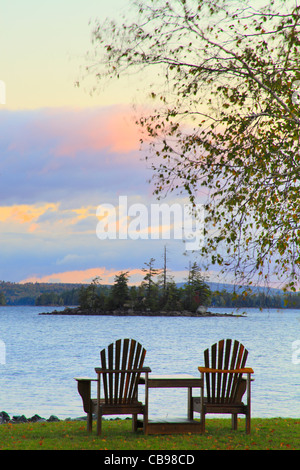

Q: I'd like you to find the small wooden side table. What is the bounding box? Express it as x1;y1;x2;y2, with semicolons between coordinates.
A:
140;374;203;435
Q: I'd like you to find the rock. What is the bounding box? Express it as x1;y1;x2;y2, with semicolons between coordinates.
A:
47;415;60;422
29;414;45;422
0;411;10;423
12;415;28;423
196;305;208;314
67;416;87;421
0;412;63;424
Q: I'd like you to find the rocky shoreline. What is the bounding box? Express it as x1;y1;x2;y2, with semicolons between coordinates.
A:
39;306;245;317
0;411;114;425
0;411;66;424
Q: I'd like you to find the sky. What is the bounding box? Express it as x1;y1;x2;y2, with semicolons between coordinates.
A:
0;0;220;286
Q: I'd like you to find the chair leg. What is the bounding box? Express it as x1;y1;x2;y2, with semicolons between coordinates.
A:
143;407;148;435
132;414;138;432
246;412;251;434
87;412;93;433
97;411;102;435
232;414;238;430
201;412;206;433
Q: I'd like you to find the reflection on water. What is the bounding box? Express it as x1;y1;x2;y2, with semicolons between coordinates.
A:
0;306;299;419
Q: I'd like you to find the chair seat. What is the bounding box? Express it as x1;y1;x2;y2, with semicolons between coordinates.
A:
193;396;247;414
91;398;145;414
193;396;244;407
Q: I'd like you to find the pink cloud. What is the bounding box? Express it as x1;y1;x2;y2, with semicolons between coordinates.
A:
3;106;142;158
39;106;142;158
20;267;146;285
0;106;150;204
20;266;190;286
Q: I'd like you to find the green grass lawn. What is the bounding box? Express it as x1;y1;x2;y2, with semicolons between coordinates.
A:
0;417;298;450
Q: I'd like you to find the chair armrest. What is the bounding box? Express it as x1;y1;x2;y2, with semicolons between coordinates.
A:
75;378;97;414
74;377;97;382
95;367;152;374
198;367;254;374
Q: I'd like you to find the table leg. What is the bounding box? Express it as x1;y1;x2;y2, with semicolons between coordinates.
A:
143;374;149;435
187;387;193;420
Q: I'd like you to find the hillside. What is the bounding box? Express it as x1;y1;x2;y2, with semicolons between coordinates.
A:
0;280;298;309
178;281;284;295
0;281;84;306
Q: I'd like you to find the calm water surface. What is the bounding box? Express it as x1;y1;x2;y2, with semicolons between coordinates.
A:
0;306;299;420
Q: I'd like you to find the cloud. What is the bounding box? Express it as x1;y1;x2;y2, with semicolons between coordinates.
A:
0;202;99;237
1;106;141;156
0;106;150;206
20;266;190;286
0;105;208;284
20;267;140;285
0;203;58;232
49;106;141;157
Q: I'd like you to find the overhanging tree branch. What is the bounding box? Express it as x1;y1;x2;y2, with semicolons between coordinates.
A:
82;0;300;290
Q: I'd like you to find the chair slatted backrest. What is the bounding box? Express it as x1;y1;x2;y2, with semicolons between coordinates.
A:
204;339;248;404
100;338;146;404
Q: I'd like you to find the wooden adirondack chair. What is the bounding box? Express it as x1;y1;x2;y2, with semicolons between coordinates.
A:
75;338;151;435
192;339;254;434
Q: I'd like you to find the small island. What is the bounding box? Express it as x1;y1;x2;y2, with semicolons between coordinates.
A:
39;305;245;318
38;266;248;317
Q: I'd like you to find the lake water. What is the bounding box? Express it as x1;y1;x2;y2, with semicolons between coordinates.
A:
0;306;299;421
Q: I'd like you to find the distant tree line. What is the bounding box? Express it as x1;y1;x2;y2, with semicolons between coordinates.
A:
2;263;300;309
0;291;6;306
0;281;81;306
210;290;295;309
35;289;80;307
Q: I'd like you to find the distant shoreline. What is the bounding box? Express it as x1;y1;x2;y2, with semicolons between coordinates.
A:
39;306;245;318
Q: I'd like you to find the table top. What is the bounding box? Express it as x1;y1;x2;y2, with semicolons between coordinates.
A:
141;374;203;388
75;374;203;388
